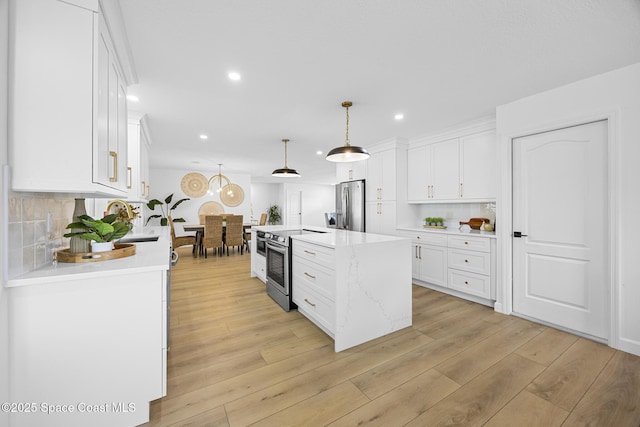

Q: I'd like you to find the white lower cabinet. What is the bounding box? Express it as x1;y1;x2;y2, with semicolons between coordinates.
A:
403;230;496;305
292;241;337;335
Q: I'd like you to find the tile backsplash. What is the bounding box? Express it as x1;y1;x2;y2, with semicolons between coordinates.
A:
7;192;96;278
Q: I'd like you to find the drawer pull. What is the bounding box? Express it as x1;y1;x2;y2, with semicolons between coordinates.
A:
304;250;316;255
464;241;469;245
464;259;469;263
304;272;316;279
464;281;469;285
304;298;316;307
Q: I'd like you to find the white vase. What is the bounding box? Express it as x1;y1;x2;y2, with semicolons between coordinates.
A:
91;241;114;252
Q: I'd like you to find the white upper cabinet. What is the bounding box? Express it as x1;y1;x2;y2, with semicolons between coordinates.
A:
407;124;497;203
127;114;152;201
366;148;397;201
336;161;367;182
9;0;129;196
459;130;497;200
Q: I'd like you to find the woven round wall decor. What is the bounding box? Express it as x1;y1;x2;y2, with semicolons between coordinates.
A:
180;172;209;198
220;184;244;207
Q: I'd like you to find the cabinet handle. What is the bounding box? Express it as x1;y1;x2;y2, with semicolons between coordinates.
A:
304;250;316;255
415;245;419;259
464;259;469;263
304;272;316;279
109;151;118;182
419;246;422;259
460;183;463;198
127;167;132;189
464;241;469;245
464;281;469;285
141;180;146;197
304;298;316;307
348;169;353;180
146;184;150;197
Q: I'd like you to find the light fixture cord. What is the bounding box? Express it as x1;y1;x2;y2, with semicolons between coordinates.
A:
284;140;288;167
344;105;350;147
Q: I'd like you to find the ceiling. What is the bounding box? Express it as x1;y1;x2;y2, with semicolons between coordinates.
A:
117;0;640;184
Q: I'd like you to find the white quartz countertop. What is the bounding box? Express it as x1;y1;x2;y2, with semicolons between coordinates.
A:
6;231;171;288
290;229;408;248
397;226;497;239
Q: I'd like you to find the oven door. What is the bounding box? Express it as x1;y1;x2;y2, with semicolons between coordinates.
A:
256;233;267;257
266;241;289;296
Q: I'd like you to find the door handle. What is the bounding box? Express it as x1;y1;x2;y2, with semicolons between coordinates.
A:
513;231;528;238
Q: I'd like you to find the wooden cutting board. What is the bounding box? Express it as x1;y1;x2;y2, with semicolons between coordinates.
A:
459;218;490;230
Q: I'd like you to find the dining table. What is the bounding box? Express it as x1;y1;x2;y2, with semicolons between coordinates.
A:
183;222;254;256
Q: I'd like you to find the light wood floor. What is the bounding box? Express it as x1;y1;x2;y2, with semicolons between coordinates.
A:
143;247;640;426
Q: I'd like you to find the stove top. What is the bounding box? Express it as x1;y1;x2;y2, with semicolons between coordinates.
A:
265;229;326;245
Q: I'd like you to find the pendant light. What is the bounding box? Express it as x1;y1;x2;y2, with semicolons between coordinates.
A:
326;101;370;162
207;164;234;196
272;138;301;177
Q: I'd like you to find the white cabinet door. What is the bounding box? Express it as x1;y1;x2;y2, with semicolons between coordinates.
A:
407;145;430;202
416;243;447;287
431;139;460;200
366;201;395;235
366;149;396;201
336;161;366;182
460;130;497;200
127;118;151;201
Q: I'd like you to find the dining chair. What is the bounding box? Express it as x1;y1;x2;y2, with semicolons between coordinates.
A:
169;215;198;255
224;215;244;255
202;215;224;258
259;212;268;225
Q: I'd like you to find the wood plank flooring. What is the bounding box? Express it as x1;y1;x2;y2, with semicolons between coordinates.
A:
142;247;640;426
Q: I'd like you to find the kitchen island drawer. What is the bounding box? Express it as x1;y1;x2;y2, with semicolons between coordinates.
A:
448;269;491;298
447;235;491;252
447;248;491;275
292;283;335;334
292;240;335;267
292;255;336;300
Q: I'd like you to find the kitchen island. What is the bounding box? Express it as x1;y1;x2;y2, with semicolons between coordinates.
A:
5;229;170;427
251;226;412;351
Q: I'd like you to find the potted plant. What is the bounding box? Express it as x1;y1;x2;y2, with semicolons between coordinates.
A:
64;214;133;252
267;203;281;225
424;217;432;226
146;193;190;226
435;217;444;226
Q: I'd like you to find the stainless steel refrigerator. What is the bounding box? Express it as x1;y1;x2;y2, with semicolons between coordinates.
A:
335;179;366;232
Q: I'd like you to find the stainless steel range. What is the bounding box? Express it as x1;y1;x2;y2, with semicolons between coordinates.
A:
265;229;326;311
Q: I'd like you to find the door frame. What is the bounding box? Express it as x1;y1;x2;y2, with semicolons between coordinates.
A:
496;109;621;348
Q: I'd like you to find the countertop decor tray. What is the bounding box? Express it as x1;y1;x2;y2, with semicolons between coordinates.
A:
423;225;447;229
56;243;136;263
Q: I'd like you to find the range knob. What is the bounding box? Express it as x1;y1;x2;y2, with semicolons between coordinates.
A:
278;236;285;243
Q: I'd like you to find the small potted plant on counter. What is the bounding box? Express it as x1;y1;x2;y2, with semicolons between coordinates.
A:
64;214;133;252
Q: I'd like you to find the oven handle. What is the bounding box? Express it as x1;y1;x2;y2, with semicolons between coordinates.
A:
266;241;287;255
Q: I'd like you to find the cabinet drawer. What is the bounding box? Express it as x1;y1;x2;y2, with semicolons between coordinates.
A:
413;232;448;247
292;283;335;334
447;235;491;252
447;248;491;275
448;269;491;298
292;256;336;301
292;240;335;267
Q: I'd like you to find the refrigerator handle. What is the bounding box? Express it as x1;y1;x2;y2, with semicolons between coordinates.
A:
343;186;350;229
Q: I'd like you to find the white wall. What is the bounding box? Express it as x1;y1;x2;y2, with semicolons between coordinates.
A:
148;167;252;229
282;182;335;227
496;62;640;356
250;182;282;224
0;0;10;422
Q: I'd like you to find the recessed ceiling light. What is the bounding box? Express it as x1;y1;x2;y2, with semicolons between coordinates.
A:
394;113;404;120
192;161;200;164
127;94;139;102
199;134;208;140
228;72;241;81
316;150;323;155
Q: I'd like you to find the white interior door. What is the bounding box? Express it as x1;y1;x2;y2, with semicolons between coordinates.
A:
512;120;608;339
286;190;302;226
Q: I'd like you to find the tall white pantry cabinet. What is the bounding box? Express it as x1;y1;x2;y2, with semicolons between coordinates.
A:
8;0;129;196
